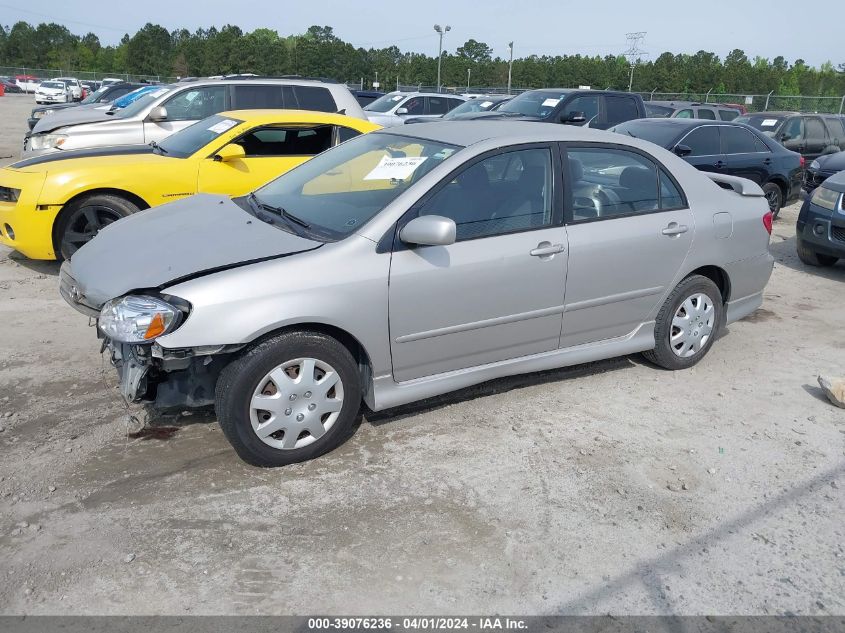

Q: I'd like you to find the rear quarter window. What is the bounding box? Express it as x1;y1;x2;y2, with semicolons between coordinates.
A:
292;86;336;113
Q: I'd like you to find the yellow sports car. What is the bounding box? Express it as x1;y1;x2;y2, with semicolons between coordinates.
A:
0;110;380;260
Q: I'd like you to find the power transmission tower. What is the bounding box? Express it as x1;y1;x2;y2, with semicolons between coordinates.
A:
624;31;647;92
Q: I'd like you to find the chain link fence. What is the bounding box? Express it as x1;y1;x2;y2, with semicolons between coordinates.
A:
346;81;531;95
639;91;845;114
0;66;175;90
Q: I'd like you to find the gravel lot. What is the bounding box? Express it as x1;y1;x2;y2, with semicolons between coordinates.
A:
0;93;843;616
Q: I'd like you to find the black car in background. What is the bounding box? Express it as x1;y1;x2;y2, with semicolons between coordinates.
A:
351;90;385;107
460;88;647;130
735;112;845;162
403;95;512;124
796;170;845;267
645;100;741;121
28;82;144;129
803;151;845;195
611;118;802;217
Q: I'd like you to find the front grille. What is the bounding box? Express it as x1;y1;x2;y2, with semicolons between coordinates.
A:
0;186;20;203
832;226;845;243
804;170;834;188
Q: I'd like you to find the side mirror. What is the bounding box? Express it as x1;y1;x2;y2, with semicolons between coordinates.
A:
148;106;168;122
214;143;246;162
561;111;587;124
400;215;456;247
673;144;693;157
395;107;409;115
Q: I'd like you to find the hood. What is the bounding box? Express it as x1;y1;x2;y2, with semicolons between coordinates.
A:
814;152;845;173
457;111;542;122
11;144;156;170
32;107;114;134
66;194;322;307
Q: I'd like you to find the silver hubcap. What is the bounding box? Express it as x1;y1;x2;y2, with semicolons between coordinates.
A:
670;292;715;358
250;358;344;450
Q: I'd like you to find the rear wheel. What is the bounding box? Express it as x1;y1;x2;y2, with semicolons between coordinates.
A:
762;182;783;219
643;275;723;370
215;331;362;467
56;193;139;259
796;236;839;267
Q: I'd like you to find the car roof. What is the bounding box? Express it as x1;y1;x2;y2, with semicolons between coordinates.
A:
379;119;633;147
217;109;380;129
741;111;797;117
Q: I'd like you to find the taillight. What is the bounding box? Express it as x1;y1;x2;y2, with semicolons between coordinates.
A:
799;156;806;169
763;211;773;235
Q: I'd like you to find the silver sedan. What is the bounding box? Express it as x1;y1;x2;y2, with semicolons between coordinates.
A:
60;121;775;466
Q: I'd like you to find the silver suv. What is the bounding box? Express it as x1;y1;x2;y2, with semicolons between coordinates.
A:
364;91;466;127
24;77;367;156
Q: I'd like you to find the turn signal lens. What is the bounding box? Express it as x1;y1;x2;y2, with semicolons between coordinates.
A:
144;312;167;339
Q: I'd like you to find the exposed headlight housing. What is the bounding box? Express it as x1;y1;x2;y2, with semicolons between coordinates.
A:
98;295;186;343
33;110;53;119
29;133;68;150
810;186;842;213
809;160;820;171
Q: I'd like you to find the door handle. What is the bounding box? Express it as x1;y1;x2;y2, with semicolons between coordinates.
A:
530;243;565;257
763;158;772;165
714;160;726;169
662;222;689;236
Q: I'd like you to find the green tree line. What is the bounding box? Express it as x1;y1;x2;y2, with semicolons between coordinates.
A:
2;20;844;97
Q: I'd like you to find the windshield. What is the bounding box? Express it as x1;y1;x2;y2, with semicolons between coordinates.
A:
645;104;674;118
157;114;243;158
734;115;785;131
113;87;170;117
252;132;461;240
497;90;571;117
610;121;682;147
364;93;407;113
444;98;501;119
81;86;108;104
40;81;65;90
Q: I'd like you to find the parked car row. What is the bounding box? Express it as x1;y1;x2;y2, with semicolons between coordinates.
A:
2;67;842;467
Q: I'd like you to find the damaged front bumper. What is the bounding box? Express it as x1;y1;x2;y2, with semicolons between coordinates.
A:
105;339;241;409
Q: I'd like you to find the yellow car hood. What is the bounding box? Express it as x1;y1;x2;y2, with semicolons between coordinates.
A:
9;145;163;174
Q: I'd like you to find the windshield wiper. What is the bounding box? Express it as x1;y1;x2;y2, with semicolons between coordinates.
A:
248;193;311;230
149;140;168;154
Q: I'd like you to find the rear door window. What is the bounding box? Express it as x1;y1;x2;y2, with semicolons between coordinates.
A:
603;96;640;125
233;85;284;109
805;117;827;142
721;126;759;154
826;118;845;140
427;96;450;115
696;108;716;120
718;109;739;121
682;126;721;156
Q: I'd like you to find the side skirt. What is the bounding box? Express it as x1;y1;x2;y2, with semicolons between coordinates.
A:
368;322;656;411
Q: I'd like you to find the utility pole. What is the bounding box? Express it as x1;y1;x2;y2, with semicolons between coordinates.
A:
507;42;514;95
624;32;647;92
434;24;451;93
467;67;471;92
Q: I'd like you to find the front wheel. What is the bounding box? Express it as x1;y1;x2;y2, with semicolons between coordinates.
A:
643;275;723;370
215;331;362;467
762;182;783;219
56;193;139;259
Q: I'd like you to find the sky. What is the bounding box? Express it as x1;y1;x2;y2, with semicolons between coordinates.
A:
1;0;843;68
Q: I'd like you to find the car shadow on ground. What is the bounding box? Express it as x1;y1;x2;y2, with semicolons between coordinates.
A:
365;355;638;426
769;233;845;281
6;250;61;276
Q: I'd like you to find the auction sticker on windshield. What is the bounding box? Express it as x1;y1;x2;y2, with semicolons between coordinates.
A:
208;119;238;134
542;98;561;108
761;119;779;127
364;156;427;180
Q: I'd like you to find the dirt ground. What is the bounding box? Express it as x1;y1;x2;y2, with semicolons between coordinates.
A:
0;93;843;616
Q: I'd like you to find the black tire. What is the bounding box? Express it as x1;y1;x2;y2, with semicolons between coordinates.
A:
642;275;723;371
762;182;783;219
215;330;362;467
796;236;839;267
56;193;139;260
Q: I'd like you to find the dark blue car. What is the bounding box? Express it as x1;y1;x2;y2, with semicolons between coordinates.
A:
796;170;845;267
803;150;845;195
611;118;803;218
